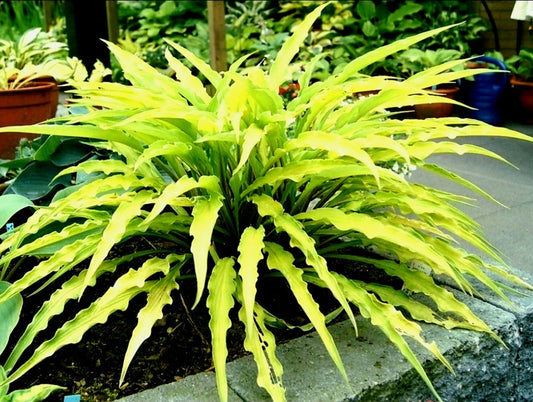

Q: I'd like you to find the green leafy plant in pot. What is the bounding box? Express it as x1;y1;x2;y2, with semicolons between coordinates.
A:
0;4;532;402
395;47;465;118
506;48;533;123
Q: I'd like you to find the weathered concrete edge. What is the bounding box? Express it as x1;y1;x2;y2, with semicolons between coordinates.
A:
118;269;533;402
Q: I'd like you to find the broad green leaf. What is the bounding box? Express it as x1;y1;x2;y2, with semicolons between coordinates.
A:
356;0;376;19
206;258;237;402
0;281;22;355
0;195;34;229
120;256;183;384
265;242;348;383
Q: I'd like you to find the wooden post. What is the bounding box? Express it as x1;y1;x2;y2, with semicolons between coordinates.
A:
207;1;227;72
105;1;119;44
42;1;54;31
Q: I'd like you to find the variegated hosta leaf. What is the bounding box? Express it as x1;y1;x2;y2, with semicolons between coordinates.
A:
206;258;237;402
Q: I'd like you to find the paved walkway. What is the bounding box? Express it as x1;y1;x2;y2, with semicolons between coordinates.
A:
410;121;533;276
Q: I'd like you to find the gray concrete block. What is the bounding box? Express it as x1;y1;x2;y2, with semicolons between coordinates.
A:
117;371;243;402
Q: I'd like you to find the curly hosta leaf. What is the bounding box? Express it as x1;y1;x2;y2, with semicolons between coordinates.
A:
236;282;285;402
84;190;155;289
253;194;357;332
4;259;117;372
206;258;237;402
334;273;449;402
190;188;224;307
265;242;348;383
3;256;171;386
120;256;184;385
0;282;22;356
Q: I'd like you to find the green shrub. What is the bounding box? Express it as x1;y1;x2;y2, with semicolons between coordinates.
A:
0;4;530;402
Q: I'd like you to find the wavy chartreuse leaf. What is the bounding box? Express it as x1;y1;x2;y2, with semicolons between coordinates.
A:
419;163;505;207
84;190;155;289
164;48;211;107
235;281;285;401
106;40;184;100
296;207;468;291
237;226;265;337
269;1;331;91
190;194;224;308
235;124;264;173
206;257;237;402
332;273;448;402
265;242;348;384
120;256;184;385
286;131;384;185
339;254;499;340
0;124;142;151
3;258;170;386
252;194;357;332
4;258;119;372
164;39;221;88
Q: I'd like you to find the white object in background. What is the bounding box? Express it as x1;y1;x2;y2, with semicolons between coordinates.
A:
511;1;533;21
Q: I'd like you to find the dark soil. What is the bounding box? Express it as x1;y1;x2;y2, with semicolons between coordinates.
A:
4;239;397;402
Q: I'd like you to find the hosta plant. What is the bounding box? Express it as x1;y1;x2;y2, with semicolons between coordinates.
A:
0;4;532;401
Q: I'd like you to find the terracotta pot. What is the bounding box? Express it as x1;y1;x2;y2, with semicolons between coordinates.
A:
0;80;58;159
510;77;533;123
414;85;460;119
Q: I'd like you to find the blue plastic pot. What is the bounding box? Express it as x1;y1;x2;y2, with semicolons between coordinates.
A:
463;56;508;125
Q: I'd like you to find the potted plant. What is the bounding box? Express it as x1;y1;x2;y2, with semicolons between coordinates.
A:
506;48;533;123
460;51;508;125
395;48;463;118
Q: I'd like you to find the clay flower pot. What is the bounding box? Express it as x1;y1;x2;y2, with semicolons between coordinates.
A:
510;76;533;123
414;85;460;119
0;80;59;159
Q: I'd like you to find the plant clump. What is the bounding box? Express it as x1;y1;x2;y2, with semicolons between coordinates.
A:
0;3;531;402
